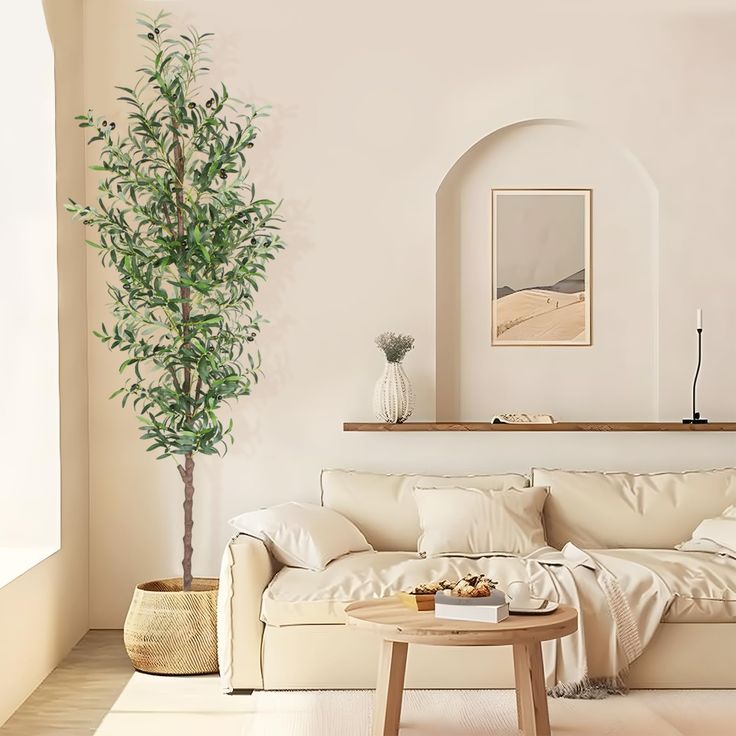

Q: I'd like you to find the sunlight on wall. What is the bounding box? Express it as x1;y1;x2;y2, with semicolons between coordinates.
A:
0;1;59;583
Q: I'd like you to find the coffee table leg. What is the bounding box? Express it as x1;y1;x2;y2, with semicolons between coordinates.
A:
372;639;408;736
512;644;527;731
512;642;550;736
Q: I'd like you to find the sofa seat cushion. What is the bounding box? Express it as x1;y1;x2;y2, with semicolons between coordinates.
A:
261;550;529;626
597;549;736;623
261;549;736;627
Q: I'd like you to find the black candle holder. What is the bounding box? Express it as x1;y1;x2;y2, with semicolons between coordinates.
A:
683;327;708;424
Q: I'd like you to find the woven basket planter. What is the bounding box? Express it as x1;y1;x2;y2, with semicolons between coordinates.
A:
123;577;219;675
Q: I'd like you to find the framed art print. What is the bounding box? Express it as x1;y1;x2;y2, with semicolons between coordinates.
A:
491;189;591;346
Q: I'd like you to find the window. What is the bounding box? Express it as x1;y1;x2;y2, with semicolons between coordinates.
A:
0;2;60;587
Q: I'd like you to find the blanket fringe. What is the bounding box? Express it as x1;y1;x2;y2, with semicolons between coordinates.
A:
548;674;629;700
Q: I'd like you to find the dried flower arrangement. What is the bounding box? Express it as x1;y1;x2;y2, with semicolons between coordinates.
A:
375;332;415;363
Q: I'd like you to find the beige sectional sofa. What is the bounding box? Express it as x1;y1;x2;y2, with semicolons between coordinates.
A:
217;468;736;692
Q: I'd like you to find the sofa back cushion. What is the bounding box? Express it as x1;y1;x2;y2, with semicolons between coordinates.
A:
320;469;530;551
533;467;736;549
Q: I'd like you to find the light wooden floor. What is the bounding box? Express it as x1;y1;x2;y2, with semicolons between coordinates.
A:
0;630;133;736
4;631;736;735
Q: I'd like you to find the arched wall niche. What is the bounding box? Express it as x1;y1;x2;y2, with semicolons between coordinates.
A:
435;118;659;421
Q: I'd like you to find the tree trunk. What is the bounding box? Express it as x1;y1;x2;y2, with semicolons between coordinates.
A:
172;128;195;591
178;452;195;591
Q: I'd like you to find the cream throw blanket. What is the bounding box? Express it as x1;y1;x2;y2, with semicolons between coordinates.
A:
525;544;672;698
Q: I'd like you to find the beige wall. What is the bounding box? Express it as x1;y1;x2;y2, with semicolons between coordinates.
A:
83;0;736;626
0;0;89;725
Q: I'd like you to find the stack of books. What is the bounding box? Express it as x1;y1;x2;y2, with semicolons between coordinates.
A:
434;590;509;623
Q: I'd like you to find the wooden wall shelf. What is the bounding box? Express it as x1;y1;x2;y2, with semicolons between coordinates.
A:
343;422;736;432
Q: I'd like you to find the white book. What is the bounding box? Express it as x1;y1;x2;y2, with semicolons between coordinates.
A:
434;601;510;623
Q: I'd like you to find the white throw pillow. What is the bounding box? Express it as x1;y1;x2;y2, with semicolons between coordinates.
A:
414;486;549;557
676;505;736;559
229;502;373;570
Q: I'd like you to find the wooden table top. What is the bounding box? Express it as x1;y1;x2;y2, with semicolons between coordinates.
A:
345;597;578;646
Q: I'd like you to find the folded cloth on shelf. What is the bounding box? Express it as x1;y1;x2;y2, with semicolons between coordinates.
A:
491;413;554;424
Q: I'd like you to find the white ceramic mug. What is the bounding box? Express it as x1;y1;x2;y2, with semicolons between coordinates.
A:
506;580;533;608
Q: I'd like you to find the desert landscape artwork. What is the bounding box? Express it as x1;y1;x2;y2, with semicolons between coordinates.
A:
491;189;591;345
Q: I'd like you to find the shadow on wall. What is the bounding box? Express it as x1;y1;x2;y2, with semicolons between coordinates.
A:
435;118;659;422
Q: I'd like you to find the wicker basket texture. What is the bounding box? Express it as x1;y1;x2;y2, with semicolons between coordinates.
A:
123;577;219;675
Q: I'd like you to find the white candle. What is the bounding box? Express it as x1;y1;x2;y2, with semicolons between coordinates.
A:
697;309;703;330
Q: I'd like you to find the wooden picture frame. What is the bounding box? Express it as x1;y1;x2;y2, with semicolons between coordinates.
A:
491;188;591;346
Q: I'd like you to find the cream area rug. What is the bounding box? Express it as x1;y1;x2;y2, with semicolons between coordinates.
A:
94;673;736;736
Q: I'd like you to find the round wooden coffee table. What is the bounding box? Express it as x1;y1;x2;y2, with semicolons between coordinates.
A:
346;597;577;736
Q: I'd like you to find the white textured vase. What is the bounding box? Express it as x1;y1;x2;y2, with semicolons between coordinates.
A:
373;361;414;423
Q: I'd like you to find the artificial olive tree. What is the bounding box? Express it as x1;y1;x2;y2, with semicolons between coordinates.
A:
67;12;284;590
